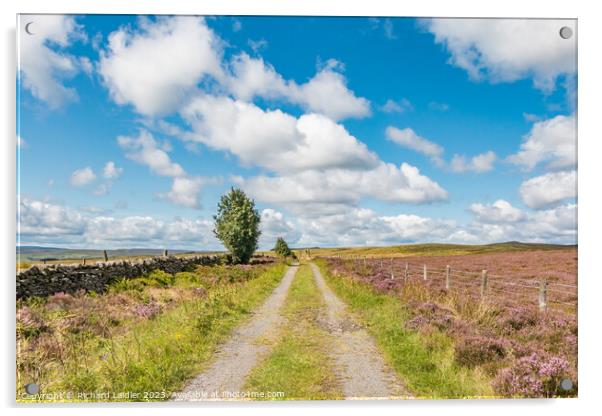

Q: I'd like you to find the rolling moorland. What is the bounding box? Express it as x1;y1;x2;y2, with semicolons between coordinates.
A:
17;241;573;265
17;246;215;265
16;242;577;401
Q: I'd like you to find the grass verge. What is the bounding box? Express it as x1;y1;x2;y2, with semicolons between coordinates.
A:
315;260;493;399
244;264;342;400
17;263;287;402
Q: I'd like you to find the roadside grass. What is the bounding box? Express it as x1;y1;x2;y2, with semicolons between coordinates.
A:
308;242;574;259
245;264;343;400
316;260;493;399
17;263;287;402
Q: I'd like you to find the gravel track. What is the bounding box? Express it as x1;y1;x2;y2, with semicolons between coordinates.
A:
173;265;298;401
310;263;412;400
174;263;411;401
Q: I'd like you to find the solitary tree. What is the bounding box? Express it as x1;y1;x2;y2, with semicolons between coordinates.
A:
273;237;292;259
213;188;261;264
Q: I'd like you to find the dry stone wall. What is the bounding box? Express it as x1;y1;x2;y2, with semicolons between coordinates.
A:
16;255;225;299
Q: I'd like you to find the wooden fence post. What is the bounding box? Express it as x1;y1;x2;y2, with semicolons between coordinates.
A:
539;278;548;311
480;270;488;298
423;264;427;281
390;258;394;280
103;250;109;262
83;258;86;265
164;249;168;257
404;262;409;283
445;265;451;290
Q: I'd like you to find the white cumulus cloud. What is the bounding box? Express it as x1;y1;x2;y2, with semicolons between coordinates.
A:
508;114;576;171
99;16;223;116
19;198;220;248
450;151;496;173
227;54;370;121
260;208;300;248
379;98;414;113
519;170;576;209
469;199;525;223
70;167;96;187
160;176;205;209
386;127;496;173
19;198;86;237
18;15;85;108
182;95;446;212
386;127;444;159
424;18;576;92
102;161;123;179
18;196;577;249
117;130;185;177
461;203;576;245
117;130;210;209
98;16;370;121
295;207;456;247
238;162;448;215
181;95;378;174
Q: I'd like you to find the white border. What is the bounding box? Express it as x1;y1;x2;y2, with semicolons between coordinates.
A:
2;1;601;416
7;0;582;18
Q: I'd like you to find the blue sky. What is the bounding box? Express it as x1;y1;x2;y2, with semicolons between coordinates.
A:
17;15;577;250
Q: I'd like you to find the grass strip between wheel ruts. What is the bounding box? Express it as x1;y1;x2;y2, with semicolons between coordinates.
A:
244;264;343;400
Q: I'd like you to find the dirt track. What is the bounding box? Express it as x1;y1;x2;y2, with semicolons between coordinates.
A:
310;263;411;399
174;265;299;401
175;263;411;401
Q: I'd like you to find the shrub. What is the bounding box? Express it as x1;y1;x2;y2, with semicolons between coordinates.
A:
146;270;176;287
506;339;533;358
110;278;147;293
373;278;397;293
406;315;429;330
414;301;455;330
110;270;176;293
213;188;261;264
192;287;208;299
17;307;48;339
46;292;76;310
497;306;539;332
493;352;573;397
174;271;201;286
28;333;65;361
132;302;162;319
455;336;507;367
273;237;292;259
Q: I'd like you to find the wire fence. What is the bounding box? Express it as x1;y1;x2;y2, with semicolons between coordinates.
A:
322;255;577;313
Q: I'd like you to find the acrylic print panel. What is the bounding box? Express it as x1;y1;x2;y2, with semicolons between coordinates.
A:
16;14;577;402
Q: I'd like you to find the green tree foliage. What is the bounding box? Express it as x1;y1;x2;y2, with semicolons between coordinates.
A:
213;188;261;264
273;237;292;259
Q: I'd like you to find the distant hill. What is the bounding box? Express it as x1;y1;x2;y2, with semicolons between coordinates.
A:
298;241;576;258
16;246;219;262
